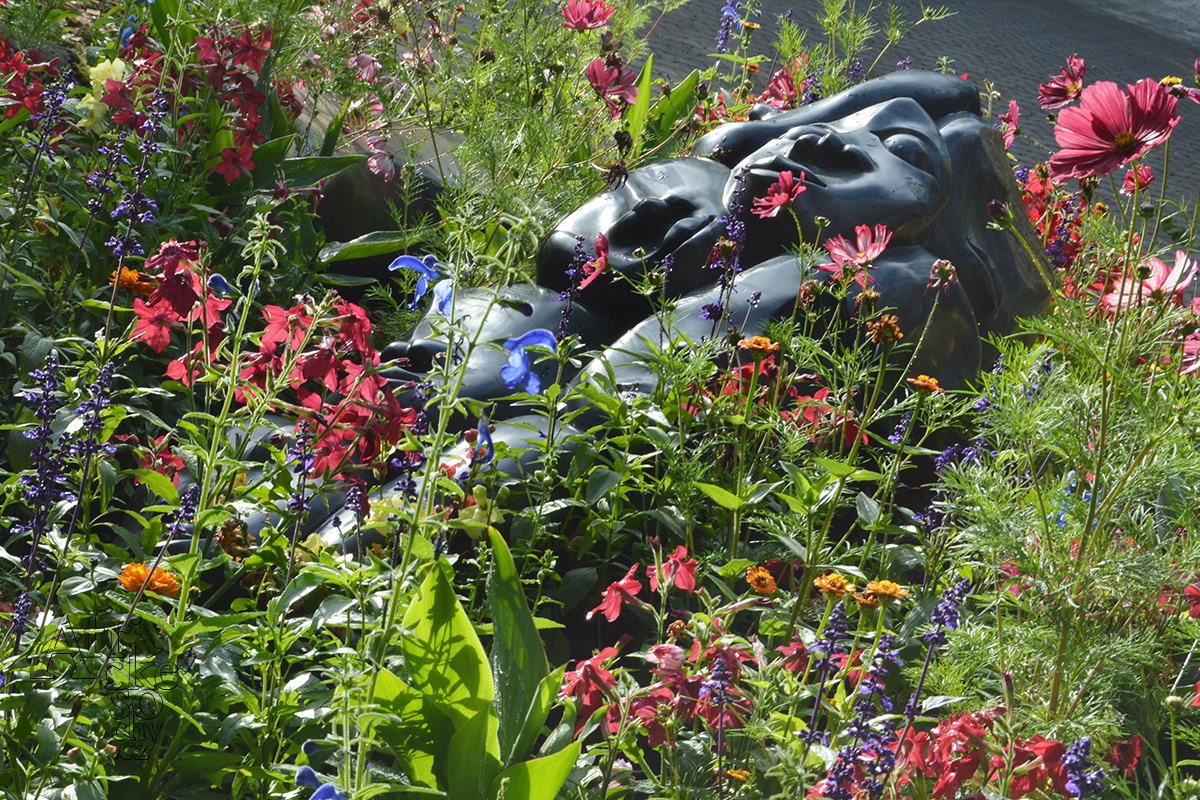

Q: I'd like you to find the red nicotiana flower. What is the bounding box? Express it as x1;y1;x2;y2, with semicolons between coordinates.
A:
1120;164;1154;196
775;639;808;673
132;298;183;353
561;0;615;30
578;233;609;290
226;26;272;73
261;303;313;353
1039;53;1085;109
998;99;1019;149
137;433;185;486
213;145;256;183
560;646;619;730
647;545;698;593
587;564;647;621
817;223;891;287
1047;79;1179;183
751;170;806;219
1184;584;1200;617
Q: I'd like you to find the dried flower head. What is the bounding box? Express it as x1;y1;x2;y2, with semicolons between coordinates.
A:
667;619;689;640
814;572;856;597
746;565;777;595
868;314;903;344
118;562;180;598
928;258;958;292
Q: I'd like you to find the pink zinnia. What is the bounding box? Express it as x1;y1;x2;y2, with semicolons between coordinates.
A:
751;170;806;219
1047;79;1179;183
562;0;614;30
817;224;892;287
1119;164;1153;196
1100;250;1198;311
1038;54;1085;109
998;99;1019;149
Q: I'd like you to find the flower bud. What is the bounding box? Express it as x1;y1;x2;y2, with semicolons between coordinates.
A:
1166;695;1186;710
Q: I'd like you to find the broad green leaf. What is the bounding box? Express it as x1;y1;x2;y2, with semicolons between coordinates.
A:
717;558;755;578
321;98;351;157
626;54;654;159
813;457;858;478
650;69;700;137
319;230;423;263
776;492;811;514
585;468;623;507
370;669;456;789
447;709;501;800
855;491;880;527
696;481;744;509
487;529;550;765
402;566;494;725
487;740;580;800
131;470;179;505
250;136;296;190
313;272;379;287
507;666;565;765
282;154;364;188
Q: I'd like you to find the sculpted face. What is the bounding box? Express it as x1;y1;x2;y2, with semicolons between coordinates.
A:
728;97;952;265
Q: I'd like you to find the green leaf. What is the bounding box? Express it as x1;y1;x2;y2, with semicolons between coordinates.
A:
402;566;494;726
717;558;755;578
650;69;700;137
319;230;423;263
855;492;880;527
447;709;501;800
626;54;655;159
250;136;296;190
321;99;352;157
696;481;744;509
813;457;858;478
370;669;456;789
313;272;379;287
585;468;623;507
507;666;565;766
487;529;550;765
776;492;811;514
487;740;580;800
148;0;196;51
131;470;179;505
282;154;364;188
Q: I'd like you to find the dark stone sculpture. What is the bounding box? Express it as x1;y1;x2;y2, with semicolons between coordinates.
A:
316;71;1053;546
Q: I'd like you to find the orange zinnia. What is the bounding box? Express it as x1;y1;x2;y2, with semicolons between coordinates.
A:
906;374;943;395
112;267;156;297
865;579;910;604
118;562;180;598
813;572;856;597
746;565;777;595
737;336;780;359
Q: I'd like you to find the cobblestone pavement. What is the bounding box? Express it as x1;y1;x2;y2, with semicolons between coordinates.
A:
644;0;1200;213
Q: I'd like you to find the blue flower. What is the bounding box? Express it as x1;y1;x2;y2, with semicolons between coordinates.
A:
388;254;441;310
501;329;558;394
295;767;345;800
120;15;137;47
472;416;495;465
207;273;231;295
432;277;454;316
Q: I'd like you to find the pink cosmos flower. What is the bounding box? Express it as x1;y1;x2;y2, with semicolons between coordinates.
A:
578;233;609;289
587;565;648;621
365;134;394;182
586;58;638;117
751;170;806;219
1100;250;1198;311
817;223;892;287
1119;164;1154;196
562;0;615;30
998;99;1019;149
1038;54;1085;109
1184;333;1200;377
1047;79;1180;183
759;68;797;109
348;53;380;84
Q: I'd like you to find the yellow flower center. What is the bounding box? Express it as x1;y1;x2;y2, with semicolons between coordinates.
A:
1112;131;1138;153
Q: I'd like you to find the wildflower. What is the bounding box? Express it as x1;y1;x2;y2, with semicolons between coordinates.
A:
261;303;313;353
867;314;903;345
587;565;648;621
1062;738;1106;798
751;169;805;218
1039;54;1086;109
998;99;1019;149
737;335;780;359
9;593;31;652
578;233;608;290
817;223;891;287
647;643;686;673
347;53;380;83
714;4;738;53
562;0;615;30
888;409;913;446
387;254;442;310
759;68;797;109
865;579;909;604
586;58;638;117
113;266;155;296
924;577;970;646
648;545;698;593
118;562;181;598
501;328;558;394
1047;79;1179;183
295;766;346;800
726;768;750;782
1101;250;1198;310
1120;164;1154;195
365;135;394;181
814;572;855;597
927;258;958;292
746;565;776;595
213;145;255;183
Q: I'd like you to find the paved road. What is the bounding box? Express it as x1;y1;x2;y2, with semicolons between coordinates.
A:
645;0;1200;217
